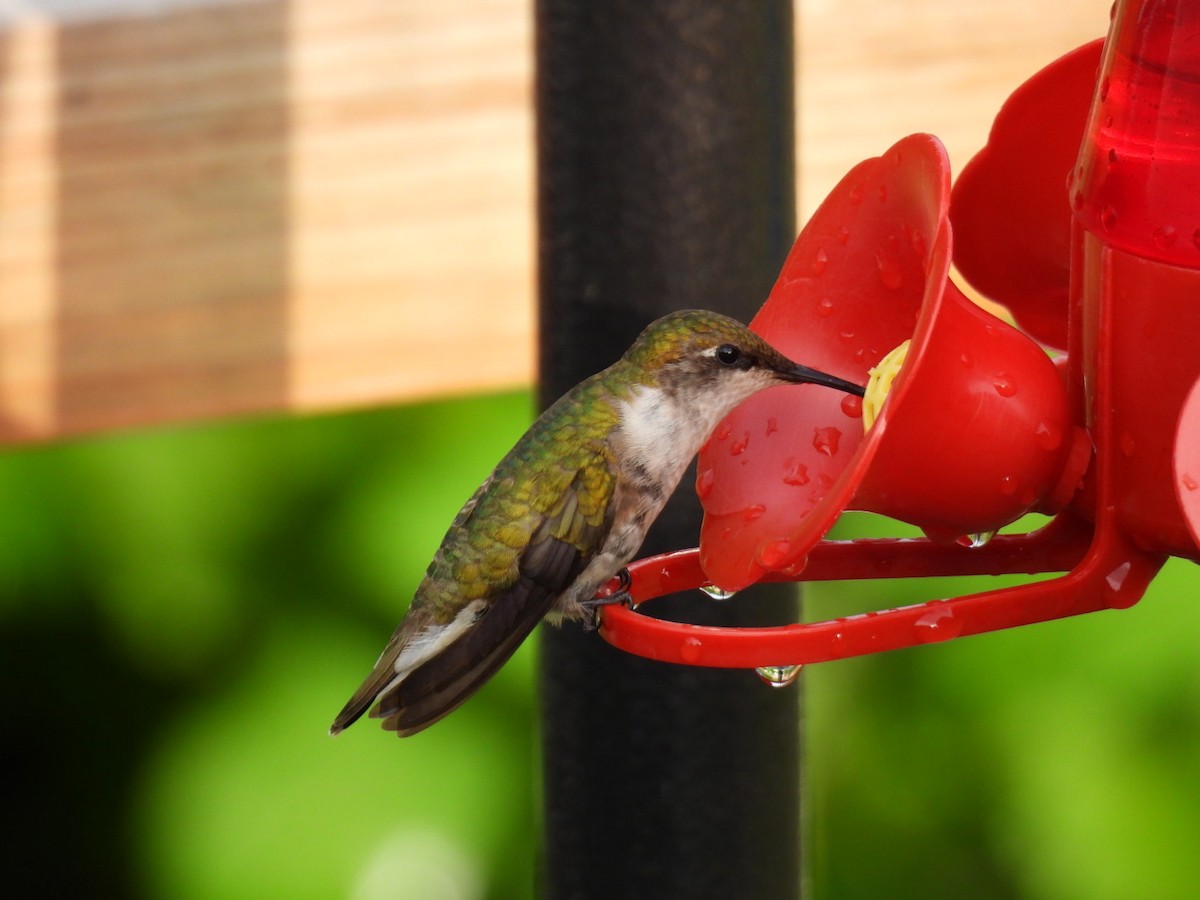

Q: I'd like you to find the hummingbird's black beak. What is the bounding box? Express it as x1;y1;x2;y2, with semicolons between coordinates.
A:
779;363;865;396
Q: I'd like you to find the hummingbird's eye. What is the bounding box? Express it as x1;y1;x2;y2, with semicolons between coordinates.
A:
715;344;742;367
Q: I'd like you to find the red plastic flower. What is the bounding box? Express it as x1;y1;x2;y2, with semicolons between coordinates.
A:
696;123;1086;593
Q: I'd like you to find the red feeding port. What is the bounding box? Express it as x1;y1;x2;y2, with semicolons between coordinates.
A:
599;0;1200;670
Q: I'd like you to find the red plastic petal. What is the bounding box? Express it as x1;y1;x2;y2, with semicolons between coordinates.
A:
950;39;1104;350
697;134;952;591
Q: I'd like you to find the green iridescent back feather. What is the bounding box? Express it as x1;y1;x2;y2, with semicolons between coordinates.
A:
415;369;623;623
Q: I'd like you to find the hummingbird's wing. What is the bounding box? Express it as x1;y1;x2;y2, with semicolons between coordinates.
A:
330;449;616;737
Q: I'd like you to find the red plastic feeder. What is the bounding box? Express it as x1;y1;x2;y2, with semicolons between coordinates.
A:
599;0;1200;670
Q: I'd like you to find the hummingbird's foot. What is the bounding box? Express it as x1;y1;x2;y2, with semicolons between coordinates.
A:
580;568;634;631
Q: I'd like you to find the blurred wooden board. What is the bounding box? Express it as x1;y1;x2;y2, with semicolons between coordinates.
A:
0;0;1104;441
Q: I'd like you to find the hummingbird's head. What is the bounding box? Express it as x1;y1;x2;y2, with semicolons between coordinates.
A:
626;310;864;405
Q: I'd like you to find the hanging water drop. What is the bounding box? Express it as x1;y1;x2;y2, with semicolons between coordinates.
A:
957;530;996;549
755;665;803;688
700;584;738;601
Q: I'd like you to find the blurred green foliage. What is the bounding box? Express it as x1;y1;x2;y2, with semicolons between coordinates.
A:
0;393;538;900
808;515;1200;900
2;391;1198;898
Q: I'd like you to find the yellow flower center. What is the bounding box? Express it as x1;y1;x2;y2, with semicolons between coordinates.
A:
862;340;910;431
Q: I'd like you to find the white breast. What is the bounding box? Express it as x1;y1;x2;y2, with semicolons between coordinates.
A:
614;384;727;489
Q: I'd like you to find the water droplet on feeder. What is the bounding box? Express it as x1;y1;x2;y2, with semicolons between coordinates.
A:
755;665;803;688
1034;421;1062;451
957;530;996;549
993;375;1017;398
742;504;766;522
909;229;927;259
699;584;737;601
782;458;810;486
999;475;1019;496
876;250;904;290
812;248;829;275
1154;225;1178;250
914;606;962;643
840;394;863;419
1106;561;1132;593
817;297;835;317
757;538;792;569
680;637;704;663
730;432;750;455
813;426;842;457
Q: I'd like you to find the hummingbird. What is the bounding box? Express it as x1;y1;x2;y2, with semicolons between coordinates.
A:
330;309;863;737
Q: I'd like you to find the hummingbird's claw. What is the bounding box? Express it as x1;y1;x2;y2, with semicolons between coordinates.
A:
580;568;634;631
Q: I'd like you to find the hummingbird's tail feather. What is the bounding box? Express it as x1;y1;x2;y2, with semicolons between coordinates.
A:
328;601;482;736
329;663;397;735
371;574;559;736
331;518;593;737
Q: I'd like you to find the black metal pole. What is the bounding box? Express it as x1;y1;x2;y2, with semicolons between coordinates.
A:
535;3;800;898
